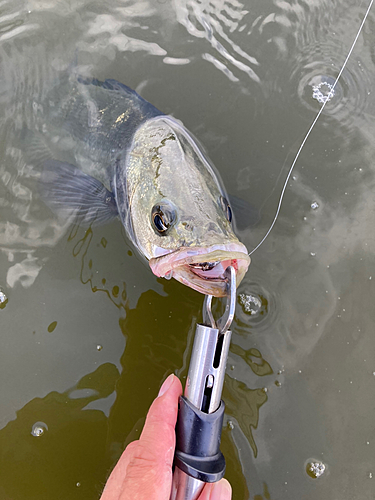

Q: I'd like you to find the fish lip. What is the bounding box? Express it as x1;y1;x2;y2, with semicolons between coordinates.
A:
149;242;250;296
150;242;249;272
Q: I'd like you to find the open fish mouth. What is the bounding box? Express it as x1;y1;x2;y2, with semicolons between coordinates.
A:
149;243;250;297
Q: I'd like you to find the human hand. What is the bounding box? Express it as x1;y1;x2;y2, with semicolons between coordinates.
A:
100;374;232;500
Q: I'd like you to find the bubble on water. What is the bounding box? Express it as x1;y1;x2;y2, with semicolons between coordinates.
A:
306;460;326;478
275;380;282;387
76;482;81;487
239;293;262;315
312;81;335;104
311;201;319;210
227;420;234;430
0;289;8;309
31;421;48;437
96;344;103;351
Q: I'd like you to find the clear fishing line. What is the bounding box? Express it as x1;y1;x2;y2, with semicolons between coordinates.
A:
249;0;374;256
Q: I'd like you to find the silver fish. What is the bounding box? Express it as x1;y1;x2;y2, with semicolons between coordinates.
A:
40;78;250;297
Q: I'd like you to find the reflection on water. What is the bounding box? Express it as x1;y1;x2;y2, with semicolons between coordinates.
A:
0;363;120;500
224;376;267;457
72;226;128;311
230;345;273;378
0;0;375;499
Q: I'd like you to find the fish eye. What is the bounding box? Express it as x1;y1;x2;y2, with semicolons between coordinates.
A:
151;202;177;235
220;196;232;223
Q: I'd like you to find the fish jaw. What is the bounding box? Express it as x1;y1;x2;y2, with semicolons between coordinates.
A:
149;243;250;297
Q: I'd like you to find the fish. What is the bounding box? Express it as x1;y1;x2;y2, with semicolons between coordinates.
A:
40;77;250;297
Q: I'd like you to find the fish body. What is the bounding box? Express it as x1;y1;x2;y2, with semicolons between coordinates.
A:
41;77;250;296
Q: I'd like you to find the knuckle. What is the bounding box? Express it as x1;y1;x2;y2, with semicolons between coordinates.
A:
128;443;159;472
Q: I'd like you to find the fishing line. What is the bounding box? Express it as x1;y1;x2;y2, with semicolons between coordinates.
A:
249;0;374;256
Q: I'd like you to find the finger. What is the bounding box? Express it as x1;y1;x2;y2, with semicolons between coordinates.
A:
100;374;182;500
139;373;182;466
100;441;138;499
119;374;182;500
198;479;232;500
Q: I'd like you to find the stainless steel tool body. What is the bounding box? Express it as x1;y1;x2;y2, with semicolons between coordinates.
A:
170;267;236;500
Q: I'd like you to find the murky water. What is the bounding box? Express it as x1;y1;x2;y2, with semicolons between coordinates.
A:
0;0;374;498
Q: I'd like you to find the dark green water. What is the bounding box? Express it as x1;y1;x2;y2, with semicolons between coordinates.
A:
0;0;375;498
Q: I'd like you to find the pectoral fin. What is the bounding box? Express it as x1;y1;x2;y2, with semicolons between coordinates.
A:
40;160;118;227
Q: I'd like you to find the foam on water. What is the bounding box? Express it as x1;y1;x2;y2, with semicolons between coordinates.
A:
239;292;262;315
234;278;279;336
306;460;326;479
312;80;335;104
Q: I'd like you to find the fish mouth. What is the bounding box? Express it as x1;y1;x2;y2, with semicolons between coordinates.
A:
149;243;250;297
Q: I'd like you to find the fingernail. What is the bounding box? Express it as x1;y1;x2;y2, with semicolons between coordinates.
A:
210;478;232;500
158;374;175;397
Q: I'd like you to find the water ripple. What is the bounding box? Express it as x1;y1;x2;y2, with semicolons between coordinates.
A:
0;5;81;293
174;0;260;83
82;13;167;56
294;48;374;128
268;0;375;128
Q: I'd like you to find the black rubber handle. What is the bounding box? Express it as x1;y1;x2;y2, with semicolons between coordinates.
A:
173;396;226;483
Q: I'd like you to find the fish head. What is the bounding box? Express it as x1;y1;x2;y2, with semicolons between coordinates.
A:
116;116;250;297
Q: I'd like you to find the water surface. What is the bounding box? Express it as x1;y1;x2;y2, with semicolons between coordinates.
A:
0;0;374;499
